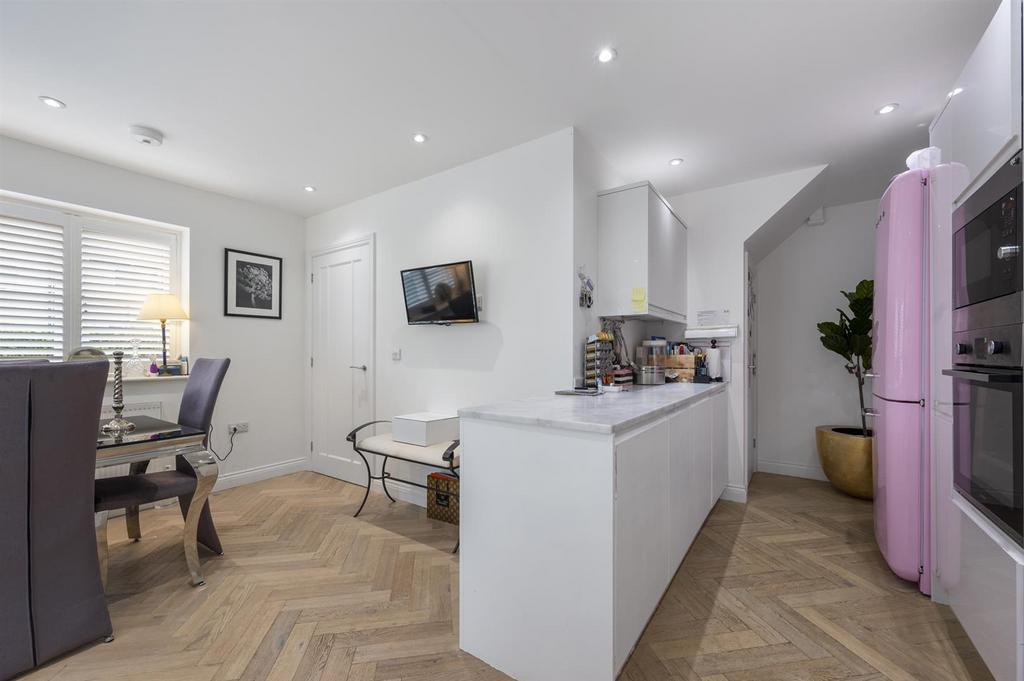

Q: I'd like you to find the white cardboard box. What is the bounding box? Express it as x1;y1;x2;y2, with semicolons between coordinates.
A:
392;412;459;446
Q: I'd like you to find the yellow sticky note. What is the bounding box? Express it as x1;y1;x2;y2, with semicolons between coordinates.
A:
631;287;646;312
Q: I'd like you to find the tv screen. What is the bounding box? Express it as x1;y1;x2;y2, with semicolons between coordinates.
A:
401;260;479;325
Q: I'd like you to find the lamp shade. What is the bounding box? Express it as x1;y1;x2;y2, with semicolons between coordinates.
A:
138;293;189;321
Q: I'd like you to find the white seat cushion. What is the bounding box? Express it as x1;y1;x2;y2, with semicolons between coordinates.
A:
356;434;460;467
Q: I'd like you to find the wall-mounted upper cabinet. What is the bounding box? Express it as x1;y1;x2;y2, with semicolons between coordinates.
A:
597;182;687;323
941;0;1022;204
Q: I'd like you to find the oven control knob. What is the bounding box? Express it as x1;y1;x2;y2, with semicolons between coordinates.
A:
953;342;972;355
986;340;1005;355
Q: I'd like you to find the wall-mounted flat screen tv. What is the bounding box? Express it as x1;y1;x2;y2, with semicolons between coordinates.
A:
401;260;479;325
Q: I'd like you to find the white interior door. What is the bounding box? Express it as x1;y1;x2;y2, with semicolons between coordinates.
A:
747;265;757;480
311;240;373;485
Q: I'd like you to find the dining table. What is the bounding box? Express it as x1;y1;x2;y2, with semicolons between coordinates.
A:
95;415;220;586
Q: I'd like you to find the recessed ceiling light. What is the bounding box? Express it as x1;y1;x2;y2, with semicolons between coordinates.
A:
947;87;963;98
597;47;617;63
412;132;428;144
38;96;66;109
876;103;899;115
304;185;316;193
669;158;684;167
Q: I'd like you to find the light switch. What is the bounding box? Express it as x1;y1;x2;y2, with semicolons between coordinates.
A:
392;348;402;361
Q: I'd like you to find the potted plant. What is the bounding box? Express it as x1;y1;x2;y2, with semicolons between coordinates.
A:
815;279;874;499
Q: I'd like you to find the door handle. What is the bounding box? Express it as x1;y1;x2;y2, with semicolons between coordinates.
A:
942;368;1021;383
863;408;878;417
349;365;367;371
997;245;1020;260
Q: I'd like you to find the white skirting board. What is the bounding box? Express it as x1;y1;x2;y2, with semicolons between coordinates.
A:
214;457;308;492
756;460;828;482
720;484;748;503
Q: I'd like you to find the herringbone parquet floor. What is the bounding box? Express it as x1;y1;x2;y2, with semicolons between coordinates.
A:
24;472;993;681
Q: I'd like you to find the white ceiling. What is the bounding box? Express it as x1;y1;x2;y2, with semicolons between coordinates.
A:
0;1;999;217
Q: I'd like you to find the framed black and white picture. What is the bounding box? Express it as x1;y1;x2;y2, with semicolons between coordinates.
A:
224;248;282;319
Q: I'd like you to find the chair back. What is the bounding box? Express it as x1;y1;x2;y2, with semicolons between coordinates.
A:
0;360;112;676
177;358;231;437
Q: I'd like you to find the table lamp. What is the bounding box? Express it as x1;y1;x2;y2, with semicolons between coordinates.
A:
138;292;188;373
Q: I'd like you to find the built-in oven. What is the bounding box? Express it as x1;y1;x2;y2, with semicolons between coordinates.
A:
946;152;1024;547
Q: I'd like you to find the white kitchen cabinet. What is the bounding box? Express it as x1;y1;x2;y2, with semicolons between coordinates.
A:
598;181;688;323
614;420;671;670
712;391;728;499
461;384;729;681
945;0;1022;203
947;500;1024;681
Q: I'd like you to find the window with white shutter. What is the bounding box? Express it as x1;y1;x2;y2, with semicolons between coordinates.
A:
0;216;65;359
0;199;186;362
80;227;175;358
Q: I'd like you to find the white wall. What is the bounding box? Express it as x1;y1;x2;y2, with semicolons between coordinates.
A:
572;130;624;383
305;129;576;503
0;135;308;488
754;199;877;480
669;165;827;501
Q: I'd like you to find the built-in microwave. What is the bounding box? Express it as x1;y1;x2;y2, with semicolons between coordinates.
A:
952;155;1022;310
946;152;1024;546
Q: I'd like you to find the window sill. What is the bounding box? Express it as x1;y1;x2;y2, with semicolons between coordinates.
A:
108;375;189;384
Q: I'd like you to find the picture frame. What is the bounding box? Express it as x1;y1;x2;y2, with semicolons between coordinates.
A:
224;248;283;319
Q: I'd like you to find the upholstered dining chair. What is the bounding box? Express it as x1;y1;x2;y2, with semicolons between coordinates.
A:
0;360;112;679
93;358;230;586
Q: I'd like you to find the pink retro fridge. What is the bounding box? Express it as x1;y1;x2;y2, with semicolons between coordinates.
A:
872;167;931;595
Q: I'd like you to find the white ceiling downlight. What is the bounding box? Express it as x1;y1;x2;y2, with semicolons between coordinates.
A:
130;125;163;146
412;132;428;144
876;103;899;115
948;87;964;98
304;185;316;192
596;47;617;63
669;158;683;166
38;95;65;108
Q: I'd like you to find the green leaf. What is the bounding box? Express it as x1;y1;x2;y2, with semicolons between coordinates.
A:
848;298;873;320
817;321;842;336
848;316;871;335
850;334;871;358
821;334;851;361
855;279;874;300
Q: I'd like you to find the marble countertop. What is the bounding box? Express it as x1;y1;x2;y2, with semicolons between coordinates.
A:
459;381;728;434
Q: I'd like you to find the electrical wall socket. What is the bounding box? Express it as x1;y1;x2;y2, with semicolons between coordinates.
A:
228;422;249;434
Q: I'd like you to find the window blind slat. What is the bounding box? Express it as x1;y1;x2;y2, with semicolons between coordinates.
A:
0;218;64;358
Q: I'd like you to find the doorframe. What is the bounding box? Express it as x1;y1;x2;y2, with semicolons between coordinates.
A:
305;233;377;473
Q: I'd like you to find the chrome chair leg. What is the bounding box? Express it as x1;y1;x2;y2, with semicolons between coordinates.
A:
125;506;141;542
125;461;148;541
181;450;218;587
94;510;109;590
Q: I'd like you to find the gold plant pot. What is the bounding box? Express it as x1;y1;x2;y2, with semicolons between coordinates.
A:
815;425;874;500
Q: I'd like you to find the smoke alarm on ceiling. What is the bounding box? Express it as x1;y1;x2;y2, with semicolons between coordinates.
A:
130;125;163;146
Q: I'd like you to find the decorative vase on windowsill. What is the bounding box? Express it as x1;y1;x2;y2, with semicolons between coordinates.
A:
815;279;874;500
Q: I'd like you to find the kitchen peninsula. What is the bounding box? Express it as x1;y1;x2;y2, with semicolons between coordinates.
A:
458;382;730;681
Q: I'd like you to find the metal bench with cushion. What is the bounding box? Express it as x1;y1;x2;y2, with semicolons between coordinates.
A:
346;420;460;552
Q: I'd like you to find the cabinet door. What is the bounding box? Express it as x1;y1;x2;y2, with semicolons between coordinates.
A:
677;220;688;321
669;408;703;568
712;393;729;501
598;186;649;318
647;187;678;315
614;421;670;671
948;0;1022;197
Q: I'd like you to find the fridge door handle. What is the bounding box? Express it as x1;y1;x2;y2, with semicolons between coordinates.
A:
941;368;1022;383
863;408;878;417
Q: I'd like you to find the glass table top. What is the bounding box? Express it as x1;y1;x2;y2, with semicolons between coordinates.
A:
96;415;204;449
